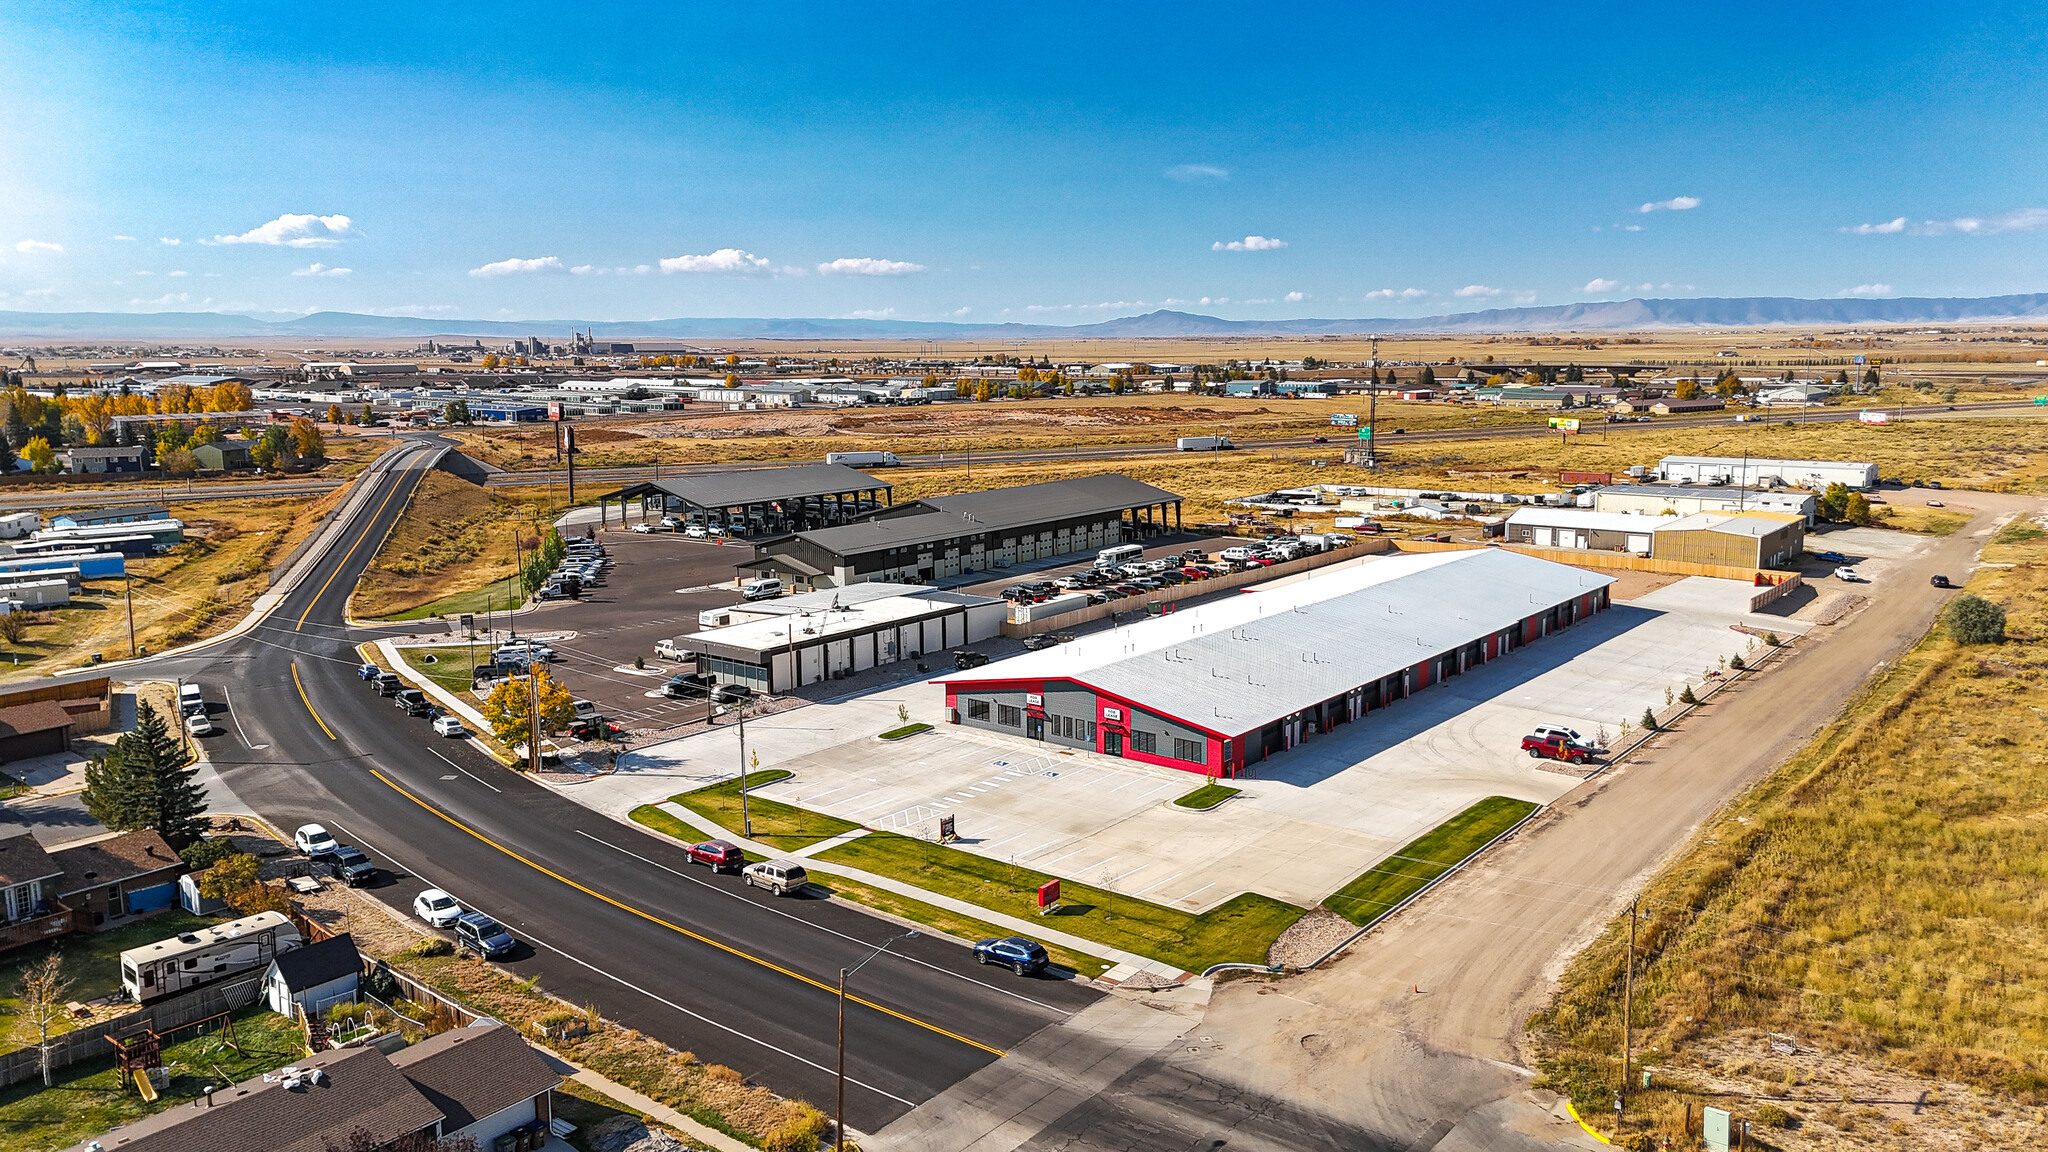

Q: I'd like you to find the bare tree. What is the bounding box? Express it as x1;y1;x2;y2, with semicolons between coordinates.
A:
19;950;73;1087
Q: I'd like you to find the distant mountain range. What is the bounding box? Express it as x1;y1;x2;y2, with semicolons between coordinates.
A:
4;293;2048;342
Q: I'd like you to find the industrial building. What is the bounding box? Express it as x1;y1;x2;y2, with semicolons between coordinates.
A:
737;473;1183;589
937;548;1614;776
596;463;892;536
1594;483;1817;526
1505;506;1805;567
1649;512;1806;569
678;586;1006;693
1658;455;1877;490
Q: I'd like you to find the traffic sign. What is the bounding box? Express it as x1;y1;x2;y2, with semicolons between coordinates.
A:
1330;413;1358;427
1357;426;1373;440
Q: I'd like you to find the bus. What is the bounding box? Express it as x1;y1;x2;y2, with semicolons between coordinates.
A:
120;911;304;1003
1094;544;1143;569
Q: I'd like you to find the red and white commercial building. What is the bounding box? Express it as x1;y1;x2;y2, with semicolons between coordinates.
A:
936;548;1615;777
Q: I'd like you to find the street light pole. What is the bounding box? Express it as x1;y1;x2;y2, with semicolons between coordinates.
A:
838;930;919;1150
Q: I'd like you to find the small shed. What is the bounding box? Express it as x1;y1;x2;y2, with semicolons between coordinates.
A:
263;932;361;1019
192;442;254;472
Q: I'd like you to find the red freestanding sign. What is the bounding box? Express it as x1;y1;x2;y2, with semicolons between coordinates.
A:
1037;879;1060;912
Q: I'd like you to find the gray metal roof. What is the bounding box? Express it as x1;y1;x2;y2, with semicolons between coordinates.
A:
613;463;887;509
780;474;1179;558
939;548;1613;737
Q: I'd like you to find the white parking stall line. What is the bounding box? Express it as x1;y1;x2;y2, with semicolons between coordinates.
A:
1136;783;1176;799
797;786;849;803
1034;846;1089;868
1108;863;1150;884
1069;856;1117;877
1131;870;1185;897
1016;839;1064;860
983;833;1027;851
1174;882;1216;904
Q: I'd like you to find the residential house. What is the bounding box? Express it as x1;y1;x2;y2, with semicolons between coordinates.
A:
61;446;150;474
0;833;73;952
50;505;170;529
0;700;74;763
49;830;185;930
63;1021;561;1152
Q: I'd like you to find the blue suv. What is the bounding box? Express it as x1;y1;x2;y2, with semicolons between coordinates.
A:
974;936;1049;975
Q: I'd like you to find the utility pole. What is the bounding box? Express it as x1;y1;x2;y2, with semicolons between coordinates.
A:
839;931;919;1152
123;572;136;655
1620;895;1639;1111
1365;336;1381;470
738;694;752;837
564;423;576;506
528;663;541;774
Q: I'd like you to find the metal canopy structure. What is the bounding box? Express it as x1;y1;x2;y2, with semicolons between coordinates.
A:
595;463;891;536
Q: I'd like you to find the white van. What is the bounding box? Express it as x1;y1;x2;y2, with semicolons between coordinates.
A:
740;578;782;601
1095;544;1143;569
177;682;205;717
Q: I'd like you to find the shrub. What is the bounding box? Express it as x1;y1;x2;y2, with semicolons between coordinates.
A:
1730;653;1746;670
406;937;454;958
1680;684;1698;705
1641;707;1659;732
1755;1103;1791;1128
179;836;242;871
1764;632;1781;647
1945;594;2007;645
762;1105;829;1152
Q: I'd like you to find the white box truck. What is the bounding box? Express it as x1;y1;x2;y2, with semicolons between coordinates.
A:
1176;436;1234;451
825;451;902;467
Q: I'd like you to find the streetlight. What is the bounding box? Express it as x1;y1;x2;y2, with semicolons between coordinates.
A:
838;930;919;1151
715;684;755;836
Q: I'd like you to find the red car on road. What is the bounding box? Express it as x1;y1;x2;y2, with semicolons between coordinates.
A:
688;840;746;872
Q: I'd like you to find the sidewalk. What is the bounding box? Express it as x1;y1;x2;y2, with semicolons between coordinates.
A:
648;800;1187;986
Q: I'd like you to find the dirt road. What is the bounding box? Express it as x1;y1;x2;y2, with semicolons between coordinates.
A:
996;494;2036;1152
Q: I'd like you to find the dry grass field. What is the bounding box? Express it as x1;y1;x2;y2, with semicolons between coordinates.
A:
1529;515;2048;1149
351;471;566;619
0;492;340;681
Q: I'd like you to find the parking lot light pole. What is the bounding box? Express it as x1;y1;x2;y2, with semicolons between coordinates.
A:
838;930;919;1150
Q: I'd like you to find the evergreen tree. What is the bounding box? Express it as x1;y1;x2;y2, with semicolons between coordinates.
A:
80;702;207;846
2;403;26;453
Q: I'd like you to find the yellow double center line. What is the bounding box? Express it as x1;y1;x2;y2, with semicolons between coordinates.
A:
296;448;421;631
368;767;1004;1057
292;661;336;740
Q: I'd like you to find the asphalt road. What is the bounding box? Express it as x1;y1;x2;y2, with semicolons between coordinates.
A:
85;434;1100;1134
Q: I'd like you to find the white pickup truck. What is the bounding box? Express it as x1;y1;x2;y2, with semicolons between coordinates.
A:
655;638;687;661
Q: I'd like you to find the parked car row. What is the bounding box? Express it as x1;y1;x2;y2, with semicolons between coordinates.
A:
537;543;610;601
294;823;381;887
357;661;466;737
409;886;517;958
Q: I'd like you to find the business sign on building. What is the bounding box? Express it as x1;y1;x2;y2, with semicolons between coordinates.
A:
1025;692;1043;707
1101;706;1123;722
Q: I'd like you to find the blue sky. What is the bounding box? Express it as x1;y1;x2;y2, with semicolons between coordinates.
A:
3;1;2046;323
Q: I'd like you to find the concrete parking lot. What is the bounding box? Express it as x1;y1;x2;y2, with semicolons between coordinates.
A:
576;551;1806;913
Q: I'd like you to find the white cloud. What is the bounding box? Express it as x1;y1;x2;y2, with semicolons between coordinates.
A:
469;256;562;277
845;308;898;319
817;256;925;276
1285;290;1306;302
292;262;351;277
211;212;353;247
365;304;457;316
1845;216;1907;235
14;239;62;254
1513;291;1539;304
660;248;772;274
949;306;972;316
1622;224;1643;232
1583;278;1624;294
111;234;135;241
23;288;58;300
1896;208;2048;236
167;270;188;277
1363;287;1428;301
1639;196;1701;213
1212;235;1287;251
1840;283;1894;297
1454;284;1501;298
159;237;181;245
129;292;202;307
572;264;654;276
1024;300;1152;314
1165;164;1230;183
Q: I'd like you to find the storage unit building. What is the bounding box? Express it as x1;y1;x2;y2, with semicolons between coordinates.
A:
678;589;1007;693
738;473;1182;588
1649;512;1806;568
938;548;1614;777
1657;455;1878;490
596;463;892;537
1504;508;1657;553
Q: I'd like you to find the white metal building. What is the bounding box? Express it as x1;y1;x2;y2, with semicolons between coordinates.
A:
1657;455;1878;490
1594;483;1818;526
1504;508;1658;553
679;588;1007;692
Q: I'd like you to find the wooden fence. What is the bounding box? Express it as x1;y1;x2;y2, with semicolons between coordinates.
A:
0;975;262;1089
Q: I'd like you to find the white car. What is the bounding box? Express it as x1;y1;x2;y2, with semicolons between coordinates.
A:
431;715;466;737
414;888;464;928
184;712;216;737
571;699;599;721
1834;566;1866;582
683;524;709;539
1531;724;1597;751
294;824;338;856
631;522;656;534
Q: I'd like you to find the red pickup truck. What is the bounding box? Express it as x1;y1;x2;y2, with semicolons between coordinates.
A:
1521;734;1592;763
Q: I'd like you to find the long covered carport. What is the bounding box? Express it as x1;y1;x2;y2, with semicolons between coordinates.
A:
594;464;891;537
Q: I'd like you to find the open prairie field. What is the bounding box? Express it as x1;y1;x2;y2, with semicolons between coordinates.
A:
1529;515;2048;1149
351;470;566;620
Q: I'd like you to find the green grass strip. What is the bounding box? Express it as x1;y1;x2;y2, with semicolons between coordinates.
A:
670;771;860;851
1324;795;1538;927
813;829;1304;972
1172;783;1240;809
